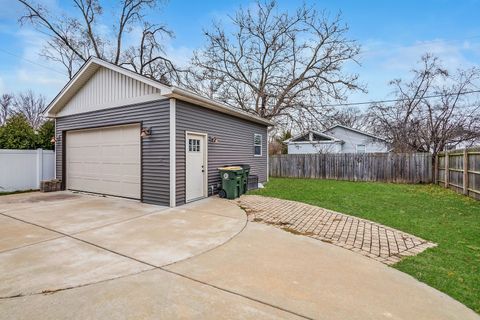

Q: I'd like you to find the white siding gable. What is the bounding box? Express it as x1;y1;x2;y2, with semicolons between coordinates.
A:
323;127;388;153
58;67;163;117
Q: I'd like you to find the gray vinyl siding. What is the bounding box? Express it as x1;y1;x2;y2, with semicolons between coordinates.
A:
175;101;268;206
55;99;170;206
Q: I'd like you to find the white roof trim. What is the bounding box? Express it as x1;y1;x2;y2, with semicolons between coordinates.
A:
162;86;273;126
284;130;341;143
287;140;342;145
323;124;387;142
45;57;273;126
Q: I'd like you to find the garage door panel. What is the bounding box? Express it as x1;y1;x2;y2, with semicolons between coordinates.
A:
102;164;129;178
68;146;99;159
123;144;142;157
103;164;139;178
83;163;102;177
66;124;141;199
96;180;139;199
101;146;139;161
101;148;125;161
71;178;101;194
67;162;88;176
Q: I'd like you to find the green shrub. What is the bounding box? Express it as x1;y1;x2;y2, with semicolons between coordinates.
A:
0;114;38;149
36;120;55;150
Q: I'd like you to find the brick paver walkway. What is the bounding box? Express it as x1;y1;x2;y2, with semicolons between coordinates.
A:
236;195;436;265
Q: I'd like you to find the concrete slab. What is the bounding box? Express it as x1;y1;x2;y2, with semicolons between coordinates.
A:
0;193;477;319
5;195;166;234
75;205;246;267
0;237;150;298
167;223;479;320
0;215;59;253
0;269;301;320
178;197;246;219
0;191;81;212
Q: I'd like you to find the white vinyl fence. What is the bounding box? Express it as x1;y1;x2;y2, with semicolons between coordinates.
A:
0;149;55;192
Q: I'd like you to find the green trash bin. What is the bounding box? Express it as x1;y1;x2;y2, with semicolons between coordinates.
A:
218;166;244;199
234;164;250;194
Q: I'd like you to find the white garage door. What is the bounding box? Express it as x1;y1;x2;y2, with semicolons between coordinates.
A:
66;124;141;199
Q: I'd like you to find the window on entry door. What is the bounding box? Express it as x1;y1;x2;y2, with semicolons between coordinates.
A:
189;139;201;152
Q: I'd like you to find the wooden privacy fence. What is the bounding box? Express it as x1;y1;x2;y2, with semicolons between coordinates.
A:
437;147;480;200
269;153;432;184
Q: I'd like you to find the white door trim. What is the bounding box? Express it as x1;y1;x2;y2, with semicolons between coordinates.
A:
185;131;208;202
266;132;269;182
54;119;57;179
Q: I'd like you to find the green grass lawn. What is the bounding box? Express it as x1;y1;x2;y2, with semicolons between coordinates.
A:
250;178;480;313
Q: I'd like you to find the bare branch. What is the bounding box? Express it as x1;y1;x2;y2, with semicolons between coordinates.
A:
181;0;363;128
368;54;480;156
0;94;14;125
16;0;178;83
14;90;46;130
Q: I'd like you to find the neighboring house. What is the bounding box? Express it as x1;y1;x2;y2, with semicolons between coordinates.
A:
284;131;343;154
45;57;273;208
285;125;389;154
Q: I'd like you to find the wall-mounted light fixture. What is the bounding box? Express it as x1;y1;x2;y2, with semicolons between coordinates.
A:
209;136;219;143
140;127;151;138
50;134;61;144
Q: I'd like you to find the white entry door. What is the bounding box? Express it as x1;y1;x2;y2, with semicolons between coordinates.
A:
66;124;141;199
186;132;207;202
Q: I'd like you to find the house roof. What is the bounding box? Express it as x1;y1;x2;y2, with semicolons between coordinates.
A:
45;57;274;126
323;124;387;142
284;130;342;144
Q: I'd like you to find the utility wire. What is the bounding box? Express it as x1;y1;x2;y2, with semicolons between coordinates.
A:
0;43;479;108
0;48;68;76
323;90;480;107
1;45;478;108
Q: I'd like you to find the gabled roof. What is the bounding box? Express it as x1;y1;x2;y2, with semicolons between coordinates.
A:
323;124;387;142
284;130;342;144
45;57;273;126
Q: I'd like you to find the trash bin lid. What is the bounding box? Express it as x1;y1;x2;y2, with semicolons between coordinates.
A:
234;164;251;169
218;166;242;171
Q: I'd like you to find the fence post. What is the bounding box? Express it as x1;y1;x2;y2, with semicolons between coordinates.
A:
463;149;468;195
434;154;439;184
444;151;449;188
36;148;43;189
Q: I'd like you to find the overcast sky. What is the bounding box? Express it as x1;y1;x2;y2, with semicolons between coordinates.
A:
0;0;479;105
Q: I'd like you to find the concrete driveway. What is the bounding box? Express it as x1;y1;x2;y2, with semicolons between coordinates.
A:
0;192;477;320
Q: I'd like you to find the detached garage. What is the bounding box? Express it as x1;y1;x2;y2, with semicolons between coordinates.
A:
45;57;272;207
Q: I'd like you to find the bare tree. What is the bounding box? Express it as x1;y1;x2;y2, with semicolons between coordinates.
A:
419;68;480;153
121;23;180;83
321;106;366;130
14;90;46;130
0;94;14;125
368;53;480;157
42;38;82;79
184;0;364;129
17;0;178;83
